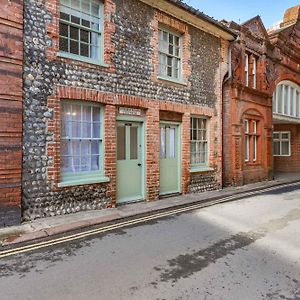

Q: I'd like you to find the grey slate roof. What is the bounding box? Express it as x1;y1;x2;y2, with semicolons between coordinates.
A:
166;0;237;36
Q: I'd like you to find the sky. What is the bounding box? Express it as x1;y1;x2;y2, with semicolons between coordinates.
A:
184;0;300;29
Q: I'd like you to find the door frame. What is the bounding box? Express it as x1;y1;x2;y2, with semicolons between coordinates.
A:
116;115;146;203
159;120;182;196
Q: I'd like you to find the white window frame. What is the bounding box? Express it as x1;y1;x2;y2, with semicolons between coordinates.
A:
273;131;291;157
253;121;257;161
252;56;257;89
245;119;250;162
59;101;108;187
158;27;182;81
190;117;209;169
245;54;249;87
273;81;300;119
59;0;104;64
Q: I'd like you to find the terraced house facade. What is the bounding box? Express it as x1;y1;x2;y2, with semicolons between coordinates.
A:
3;0;300;227
16;0;235;223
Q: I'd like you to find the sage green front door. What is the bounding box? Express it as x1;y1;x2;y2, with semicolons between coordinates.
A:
159;123;181;195
116;121;143;203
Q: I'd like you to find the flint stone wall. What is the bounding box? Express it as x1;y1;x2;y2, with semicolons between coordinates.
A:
23;0;221;220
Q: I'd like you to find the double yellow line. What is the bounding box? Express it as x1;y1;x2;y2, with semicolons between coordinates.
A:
0;181;299;259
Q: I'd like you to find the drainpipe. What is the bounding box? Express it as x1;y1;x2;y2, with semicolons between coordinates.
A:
221;38;237;187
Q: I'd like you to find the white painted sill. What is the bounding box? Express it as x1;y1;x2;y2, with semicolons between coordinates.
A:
157;76;188;86
57;51;110;68
190;166;214;173
58;176;110;188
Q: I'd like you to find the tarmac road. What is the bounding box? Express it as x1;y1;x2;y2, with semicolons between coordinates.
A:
0;183;300;300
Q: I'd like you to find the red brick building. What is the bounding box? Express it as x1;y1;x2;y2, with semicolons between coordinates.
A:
222;17;273;186
223;6;300;187
269;6;300;173
0;0;23;226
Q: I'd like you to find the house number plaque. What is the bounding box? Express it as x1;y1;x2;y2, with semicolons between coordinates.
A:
119;107;142;116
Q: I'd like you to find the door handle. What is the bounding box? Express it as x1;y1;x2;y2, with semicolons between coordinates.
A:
137;163;142;167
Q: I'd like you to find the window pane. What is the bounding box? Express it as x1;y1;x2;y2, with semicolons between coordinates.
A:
82;18;91;28
277;85;283;114
81;155;91;172
296;92;300;118
169;128;175;158
281;141;290;155
284;85;289;114
91;45;99;60
81;140;91;156
71;15;80;25
62;156;72;172
91;155;100;171
82;106;91;122
169;44;173;55
273;91;276;113
253;136;257;161
273;141;280;155
290;88;295;116
71;0;80;9
91;140;100;155
80;43;89;57
70;40;79;55
92;123;100;139
70;26;79;40
245;136;249;161
117;126;126;160
160;127;166;159
82;0;90;14
60;37;69;52
282;133;289;139
72;121;81;138
61;140;72;156
81;30;89;43
60;23;68;37
130;127;138;160
83;121;92;139
93;107;101;122
92;3;100;16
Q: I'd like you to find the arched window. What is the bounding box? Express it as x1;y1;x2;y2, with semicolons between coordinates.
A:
273;81;300;118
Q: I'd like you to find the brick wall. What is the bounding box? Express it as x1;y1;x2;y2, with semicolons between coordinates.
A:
274;124;300;172
223;18;274;187
0;0;23;226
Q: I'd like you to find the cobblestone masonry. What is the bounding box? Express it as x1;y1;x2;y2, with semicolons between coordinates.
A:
23;0;223;220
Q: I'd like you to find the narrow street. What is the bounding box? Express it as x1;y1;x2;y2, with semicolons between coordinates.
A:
0;184;300;300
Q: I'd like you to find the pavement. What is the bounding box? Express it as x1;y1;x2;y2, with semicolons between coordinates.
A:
0;172;299;247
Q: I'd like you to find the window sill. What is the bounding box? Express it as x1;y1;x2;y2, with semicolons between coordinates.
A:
157;76;188;86
57;52;110;68
58;176;110;188
190;166;214;173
